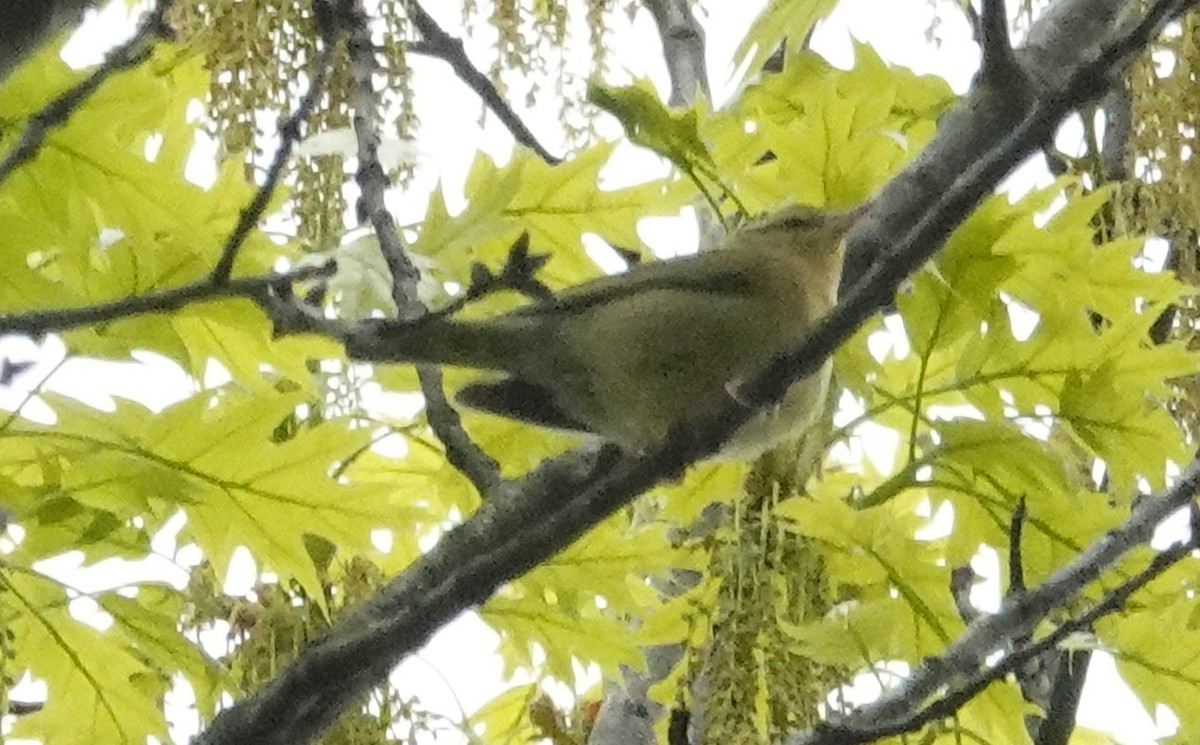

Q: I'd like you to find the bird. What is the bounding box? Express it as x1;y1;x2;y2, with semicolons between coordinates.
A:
346;202;866;457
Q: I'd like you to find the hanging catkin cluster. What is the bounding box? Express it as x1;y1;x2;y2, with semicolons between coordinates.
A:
168;0;626;248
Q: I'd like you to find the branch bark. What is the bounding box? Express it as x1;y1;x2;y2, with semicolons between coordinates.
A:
643;0;709;106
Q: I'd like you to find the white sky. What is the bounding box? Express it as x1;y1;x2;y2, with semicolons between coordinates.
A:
0;1;1180;743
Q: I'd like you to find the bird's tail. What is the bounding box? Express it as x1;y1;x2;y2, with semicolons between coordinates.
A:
345;316;535;374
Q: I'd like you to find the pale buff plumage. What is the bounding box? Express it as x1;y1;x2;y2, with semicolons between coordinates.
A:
349;203;865;457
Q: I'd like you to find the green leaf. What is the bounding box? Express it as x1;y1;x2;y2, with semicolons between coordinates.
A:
470;684;540;743
1107;593;1200;738
588;80;716;177
100;587;228;715
733;0;840;79
7;571;171;745
4;389;422;603
506;144;685;285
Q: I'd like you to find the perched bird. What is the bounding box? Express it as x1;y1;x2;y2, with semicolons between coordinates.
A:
347;203;866;457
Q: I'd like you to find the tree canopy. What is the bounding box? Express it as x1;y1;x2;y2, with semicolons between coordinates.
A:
2;1;1200;745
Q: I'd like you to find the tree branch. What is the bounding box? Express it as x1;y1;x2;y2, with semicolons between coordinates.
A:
800;491;1200;744
1034;648;1091;745
0;264;338;336
193;1;1193;744
404;0;562;165
1007;500;1082;743
977;0;1023;92
642;0;710;107
1100;80;1133;181
194;441;621;745
347;1;421;313
0;0;174;186
346;0;502;496
1008;497;1028;593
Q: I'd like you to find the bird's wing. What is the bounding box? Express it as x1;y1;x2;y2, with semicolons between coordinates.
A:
513;248;763;318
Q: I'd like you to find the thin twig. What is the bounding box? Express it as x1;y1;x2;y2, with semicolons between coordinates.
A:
346;2;421;311
1009;497;1027;594
0;264;337;336
346;0;502;495
0;0;174;186
949;564;981;623
961;1;983;45
428;233;553;319
209;10;338;283
1004;497;1075;744
0;11;344;344
405;0;561;165
819;521;1200;745
418;373;502;492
